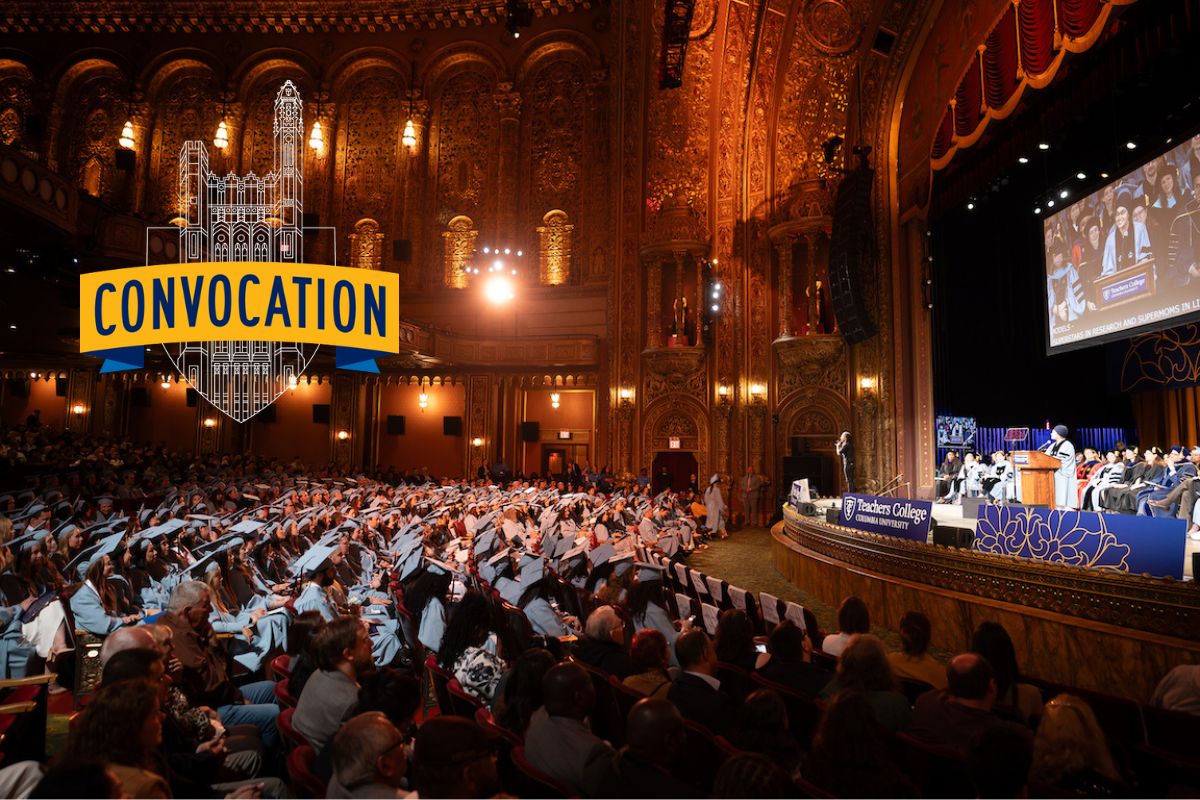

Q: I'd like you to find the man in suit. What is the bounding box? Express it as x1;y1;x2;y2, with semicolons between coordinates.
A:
582;698;700;798
740;466;765;527
667;630;736;735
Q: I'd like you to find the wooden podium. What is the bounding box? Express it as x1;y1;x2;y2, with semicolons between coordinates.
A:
1011;450;1061;508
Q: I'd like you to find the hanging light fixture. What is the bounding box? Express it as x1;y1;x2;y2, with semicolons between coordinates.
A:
418;378;429;411
402;117;416;149
213;119;229;150
119;119;135;150
550;392;561;410
308;119;324;152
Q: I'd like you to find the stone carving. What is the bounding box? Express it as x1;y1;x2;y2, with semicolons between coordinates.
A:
642;344;706;406
339;73;404;228
802;0;864;55
434;70;496;228
537;209;573;285
442;215;477;289
775;334;847;400
524;59;584;217
350;217;384;270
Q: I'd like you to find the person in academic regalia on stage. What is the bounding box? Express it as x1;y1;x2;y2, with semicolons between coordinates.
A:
1046;425;1078;509
703;475;727;539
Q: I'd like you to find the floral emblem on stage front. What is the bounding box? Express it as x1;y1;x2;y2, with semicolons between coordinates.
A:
973;506;1132;573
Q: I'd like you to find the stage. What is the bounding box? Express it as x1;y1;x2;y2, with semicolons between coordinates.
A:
777;503;1200;701
811;497;1197;580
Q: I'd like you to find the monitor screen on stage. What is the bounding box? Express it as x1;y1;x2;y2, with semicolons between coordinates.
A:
1044;134;1200;353
936;416;977;448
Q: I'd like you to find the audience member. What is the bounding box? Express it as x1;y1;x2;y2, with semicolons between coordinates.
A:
712;753;793;799
714;608;769;671
524;663;615;794
728;689;803;780
802;691;918;798
294;616;371;756
623;628;672;698
159;580;280;748
909;653;1030;757
820;596;869;657
667;629;737;734
29;760;121;799
969;721;1034;798
356;669;421;732
575;605;635;679
756;620;829;696
61;678;170;798
284;610;324;698
411;716;502;799
970;621;1043;724
1030;694;1128;796
1150;663;1200;716
439;591;506;703
493;647;556;734
821;633;911;732
98;625;158;667
582;698;699;798
327;712;412;799
887;610;947;690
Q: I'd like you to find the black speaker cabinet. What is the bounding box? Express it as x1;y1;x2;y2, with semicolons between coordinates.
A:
114;147;136;171
828;165;878;344
185;388;198;407
312;404;330;424
443;416;463;436
797;501;818;516
933;524;974;549
256;404;277;423
302;212;320;228
825;507;841;524
392;240;412;261
55;378;68;397
130;387;150;408
387;415;406;435
520;421;540;442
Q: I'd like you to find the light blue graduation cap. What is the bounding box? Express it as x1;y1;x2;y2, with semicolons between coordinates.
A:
611;550;635;576
588;542;616;569
398;549;424;581
230;520;266;535
71;531;126;578
495;576;525;606
473;530;499;556
186;536;244;578
291;543;337;577
557;544;588;573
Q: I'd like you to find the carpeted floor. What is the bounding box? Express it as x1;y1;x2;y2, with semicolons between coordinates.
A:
688;524;952;661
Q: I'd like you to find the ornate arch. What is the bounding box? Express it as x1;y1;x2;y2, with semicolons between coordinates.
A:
514;35;598;86
641;396;710;479
142;54;219;103
420;45;505;98
233;50;318;103
329;52;408;104
0;60;34;152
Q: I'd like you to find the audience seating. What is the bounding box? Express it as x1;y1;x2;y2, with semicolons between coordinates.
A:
750;673;825;747
575;662;626;747
475;707;525;797
277;706;315;752
714;661;755;703
608;674;646;722
892;731;976;799
1130;743;1200;797
793;776;835;798
898;676;935;705
273;677;298;708
1021;676;1145;752
425;655;455;715
286;743;325;798
679;720;731;792
0;673;53;766
1141;703;1200;759
510;744;575;799
268;653;292;681
474;707;522;746
445;678;485;718
811;650;838;672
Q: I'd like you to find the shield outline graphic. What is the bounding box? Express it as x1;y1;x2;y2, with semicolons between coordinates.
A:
844;497;857;520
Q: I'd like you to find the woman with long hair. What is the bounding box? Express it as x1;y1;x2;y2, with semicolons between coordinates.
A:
62;678;170;798
493;647;556;734
970;621;1042;724
821;634;911;732
70;554;141;635
406;567;452;653
715;608;770;672
803;691;917;797
1030;694;1128;796
627;566;682;666
440;590;506;703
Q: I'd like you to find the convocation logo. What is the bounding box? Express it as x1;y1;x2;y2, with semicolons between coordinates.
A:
843;497;857;520
79;82;398;422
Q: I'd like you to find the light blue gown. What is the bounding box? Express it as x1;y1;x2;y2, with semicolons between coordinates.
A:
634;600;679;667
0;603;35;678
523;597;568;637
418;598;446;653
69;583;126;635
294;581;400;666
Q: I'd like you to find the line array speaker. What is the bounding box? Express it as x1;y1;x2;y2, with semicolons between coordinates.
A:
520;421;540;442
444;416;463;436
827;165;878;344
387;415;406;435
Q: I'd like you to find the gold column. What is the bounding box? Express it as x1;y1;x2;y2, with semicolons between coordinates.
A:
494;84;522;244
64;370;95;434
672;252;686;341
776;239;793;338
804;232;820;334
400;95;429;289
329;373;360;469
646;255;663;349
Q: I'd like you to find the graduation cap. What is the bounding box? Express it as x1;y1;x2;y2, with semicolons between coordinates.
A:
556;544;587;572
588;542;616;569
229;520;266;535
495;576;525;607
397;549;424;581
291;543;337;577
611;551;635;576
425;557;463;578
68;531;126;578
473;531;499;556
634;560;667;583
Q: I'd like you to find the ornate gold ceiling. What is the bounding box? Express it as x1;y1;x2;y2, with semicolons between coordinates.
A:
0;0;590;34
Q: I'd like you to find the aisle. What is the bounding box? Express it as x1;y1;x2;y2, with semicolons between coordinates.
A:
686;524;953;661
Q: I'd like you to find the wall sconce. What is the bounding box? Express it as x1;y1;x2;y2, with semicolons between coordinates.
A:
308;119;324;152
118;119;135;150
550;392;561;410
160;375;171;389
29;371;39;379
213;119;229;150
418;390;429;411
203;417;217;428
402;118;417;149
472;437;484;448
749;383;767;402
618;387;634;403
336;429;350;441
717;384;731;404
71;404;85;415
288;374;298;391
858;376;877;392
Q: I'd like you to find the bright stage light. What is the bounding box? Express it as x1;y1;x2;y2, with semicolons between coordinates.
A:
1038;142;1050;151
1018;157;1029;164
484;275;515;304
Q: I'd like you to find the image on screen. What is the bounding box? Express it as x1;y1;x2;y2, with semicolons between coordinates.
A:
936;416;977;448
1044;133;1200;352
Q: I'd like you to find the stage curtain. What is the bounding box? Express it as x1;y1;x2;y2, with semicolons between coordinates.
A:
1018;0;1056;78
1059;0;1103;40
932;107;955;161
1131;387;1200;448
953;52;985;137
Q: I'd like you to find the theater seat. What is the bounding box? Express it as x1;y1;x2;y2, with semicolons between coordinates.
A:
425;655;454;715
269;653;292;681
277;707;310;751
1142;704;1200;759
893;732;975;798
750;673;825;747
446;678;484;718
286;743;325;798
680;720;731;792
510;744;575;798
273;677;298;708
714;661;754;703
